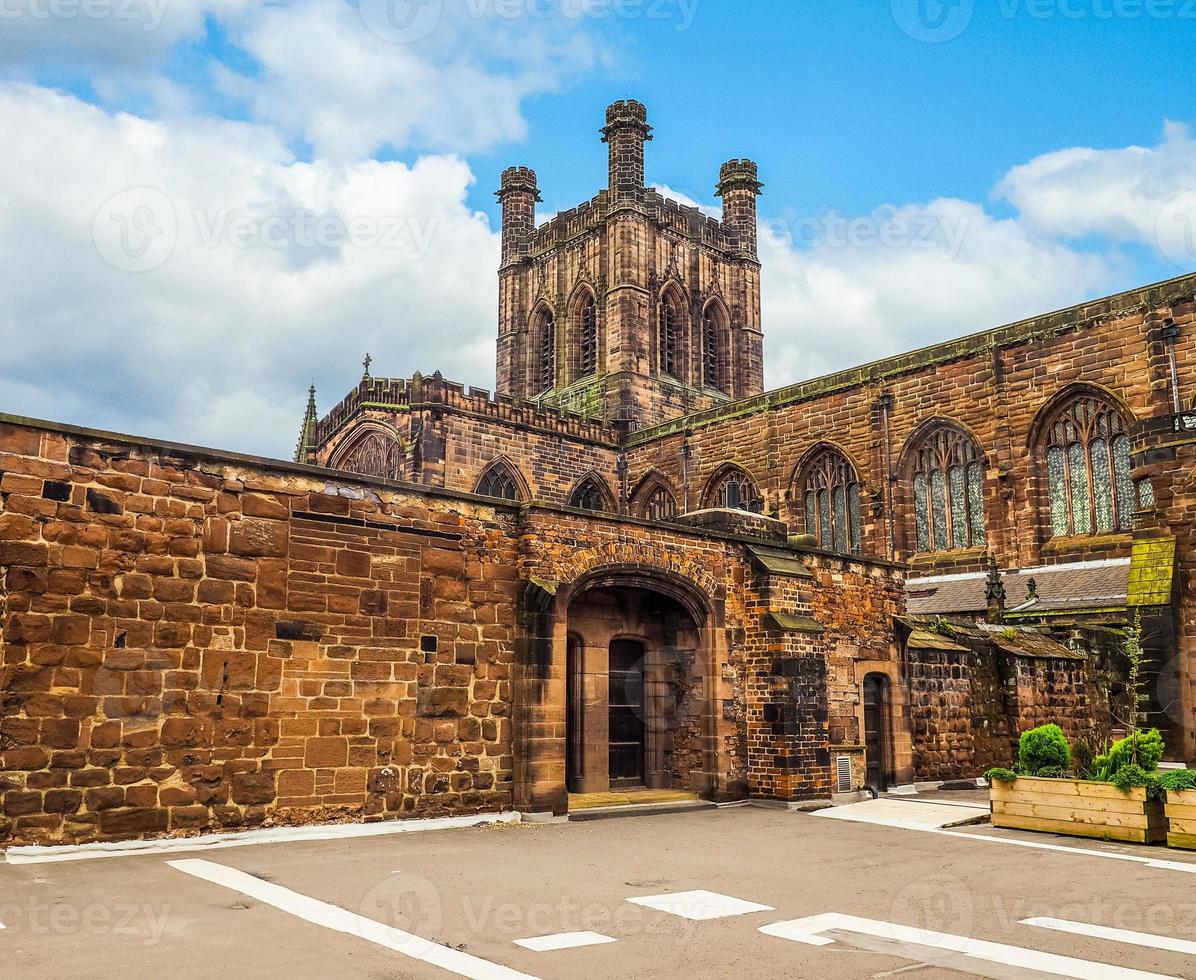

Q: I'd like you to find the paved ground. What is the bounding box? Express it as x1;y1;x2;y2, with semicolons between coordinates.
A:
4;802;1196;979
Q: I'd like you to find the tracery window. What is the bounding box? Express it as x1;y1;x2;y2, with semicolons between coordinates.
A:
535;308;556;393
1043;395;1136;537
708;467;763;513
476;461;522;501
659;290;681;378
642;485;677;522
578;293;598;377
910;427;986;552
703;305;725;392
569;477;612;513
800;448;862;554
336;431;402;481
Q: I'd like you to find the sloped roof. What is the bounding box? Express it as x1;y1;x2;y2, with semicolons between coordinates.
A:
905;558;1130;616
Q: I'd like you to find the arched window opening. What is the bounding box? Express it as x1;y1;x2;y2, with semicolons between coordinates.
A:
659;291;681;378
476;461;522;501
800;448;862;554
570;477;613;513
578;293;598;378
910;428;986;553
703;305;725;393
708;467;763;513
535;308;556;394
1042;395;1135;537
335;431;402;481
643;485;677;522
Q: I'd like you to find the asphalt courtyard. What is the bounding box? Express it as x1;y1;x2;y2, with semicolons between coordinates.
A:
4;803;1196;979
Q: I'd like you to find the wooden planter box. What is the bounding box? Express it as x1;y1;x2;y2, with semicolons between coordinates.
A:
990;776;1166;844
1167;789;1196;850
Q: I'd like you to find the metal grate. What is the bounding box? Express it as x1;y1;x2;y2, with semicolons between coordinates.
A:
836;756;852;794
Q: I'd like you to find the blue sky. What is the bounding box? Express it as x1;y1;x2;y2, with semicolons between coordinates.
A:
1;1;1194;455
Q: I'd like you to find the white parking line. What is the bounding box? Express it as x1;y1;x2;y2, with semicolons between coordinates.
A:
627;890;774;920
168;858;537;980
934;828;1196;874
513;932;616;952
1022;917;1196;956
760;913;1178;979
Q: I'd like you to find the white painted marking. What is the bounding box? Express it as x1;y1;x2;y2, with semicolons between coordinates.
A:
513;932;616;952
760;913;1177;979
627;890;774;920
935;828;1196;874
5;812;521;865
169;859;536;980
1022;917;1196;956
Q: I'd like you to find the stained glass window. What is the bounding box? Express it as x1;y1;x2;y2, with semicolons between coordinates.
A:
910;427;987;553
578;293;598;377
643;485;677;521
1043;394;1135;537
1137;477;1156;511
476;461;521;501
570;477;612;512
801;448;863;554
709;467;763;513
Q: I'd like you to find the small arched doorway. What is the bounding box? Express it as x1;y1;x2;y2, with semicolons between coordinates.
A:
863;674;891;792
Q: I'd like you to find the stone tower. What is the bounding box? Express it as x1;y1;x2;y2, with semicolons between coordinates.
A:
495;101;765;430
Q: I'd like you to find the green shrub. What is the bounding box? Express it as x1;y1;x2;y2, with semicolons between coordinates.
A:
985;767;1017;784
1093;729;1166;782
1072;739;1095;779
1017;724;1071;776
1156;770;1196;793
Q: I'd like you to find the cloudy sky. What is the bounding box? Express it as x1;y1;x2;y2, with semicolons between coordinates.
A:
2;1;1195;457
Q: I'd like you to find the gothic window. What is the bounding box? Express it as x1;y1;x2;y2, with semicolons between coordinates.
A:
800;448;862;554
707;466;763;513
569;476;613;513
335;431;402;481
659;290;681;378
910;427;986;553
534;307;556;393
703;304;726;393
476;461;522;501
642;485;678;522
578;292;598;378
1043;394;1135;537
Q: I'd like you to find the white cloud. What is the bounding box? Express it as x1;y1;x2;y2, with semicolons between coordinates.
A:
0;83;500;457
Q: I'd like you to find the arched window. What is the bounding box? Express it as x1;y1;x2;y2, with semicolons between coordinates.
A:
659;289;681;378
569;476;613;513
800;448;862;554
707;466;763;513
702;304;726;393
1042;394;1136;537
643;485;677;522
333;430;402;481
578;292;598;378
476;461;522;501
910;427;986;552
534;307;556;394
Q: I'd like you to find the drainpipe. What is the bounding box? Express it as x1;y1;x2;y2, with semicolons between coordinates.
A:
681;434;693;514
616;452;629;515
1163;319;1183;414
878;392;896;561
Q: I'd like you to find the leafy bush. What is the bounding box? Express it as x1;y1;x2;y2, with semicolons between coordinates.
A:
985;767;1017;784
1093;729;1166;782
1156;770;1196;793
1017;724;1071;776
1112;763;1151;795
1072;739;1095;779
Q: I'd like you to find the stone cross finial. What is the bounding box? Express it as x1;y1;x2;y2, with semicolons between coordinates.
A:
362;353;372;379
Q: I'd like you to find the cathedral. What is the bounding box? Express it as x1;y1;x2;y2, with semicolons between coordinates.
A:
2;102;1195;846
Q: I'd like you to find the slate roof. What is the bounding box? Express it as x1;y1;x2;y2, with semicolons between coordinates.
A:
905;558;1130;616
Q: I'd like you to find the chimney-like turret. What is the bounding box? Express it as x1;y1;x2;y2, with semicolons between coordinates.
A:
601;100;652;203
495;166;541;265
716;159;763;259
